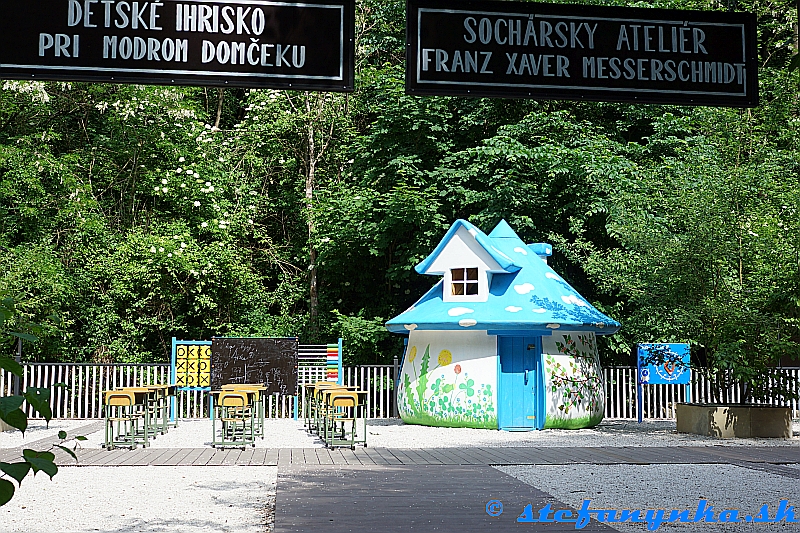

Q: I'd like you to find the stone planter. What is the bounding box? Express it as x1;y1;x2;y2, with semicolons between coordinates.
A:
676;402;792;439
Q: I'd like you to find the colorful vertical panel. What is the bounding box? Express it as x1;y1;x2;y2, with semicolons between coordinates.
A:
326;343;339;381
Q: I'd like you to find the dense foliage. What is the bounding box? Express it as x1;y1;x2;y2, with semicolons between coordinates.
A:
1;0;798;400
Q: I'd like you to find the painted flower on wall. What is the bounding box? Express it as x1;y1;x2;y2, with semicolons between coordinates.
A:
398;343;496;429
408;345;417;362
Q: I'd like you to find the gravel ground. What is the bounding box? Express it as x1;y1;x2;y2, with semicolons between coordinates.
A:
363;418;800;448
497;464;800;532
2;418;798;533
73;418;800;450
0;419;97;448
1;466;276;533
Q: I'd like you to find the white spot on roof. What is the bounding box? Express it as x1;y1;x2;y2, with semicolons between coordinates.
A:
561;294;588;307
532;308;547;313
468;229;478;237
505;306;522;313
514;283;535;294
545;272;561;280
404;324;418;331
513;247;528;255
458;318;477;327
546;323;561;329
448;307;474;317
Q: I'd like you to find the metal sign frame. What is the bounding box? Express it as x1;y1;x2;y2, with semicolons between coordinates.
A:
0;0;355;91
406;0;758;107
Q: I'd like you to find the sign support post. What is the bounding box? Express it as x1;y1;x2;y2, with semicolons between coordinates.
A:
170;337;176;423
636;355;645;424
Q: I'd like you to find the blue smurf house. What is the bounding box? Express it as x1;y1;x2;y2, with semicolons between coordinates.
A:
386;219;621;431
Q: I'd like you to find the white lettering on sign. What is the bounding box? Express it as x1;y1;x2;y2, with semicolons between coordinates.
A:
616;24;707;54
68;0;163;30
420;12;750;94
506;53;569;77
175;4;268;35
464;16;597;49
581;56;745;84
103;35;187;61
422;48;492;73
201;40;305;67
39;33;80;57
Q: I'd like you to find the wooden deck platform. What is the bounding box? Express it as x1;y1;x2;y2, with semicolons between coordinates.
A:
1;421;797;478
4;444;797;476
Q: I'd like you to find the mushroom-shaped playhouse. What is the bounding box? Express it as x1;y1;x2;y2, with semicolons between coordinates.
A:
386;219;621;430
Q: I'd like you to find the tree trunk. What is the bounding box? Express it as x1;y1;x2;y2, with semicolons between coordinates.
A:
213;88;224;129
305;94;319;337
794;0;799;57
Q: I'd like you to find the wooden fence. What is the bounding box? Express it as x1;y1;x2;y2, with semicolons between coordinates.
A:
1;364;797;420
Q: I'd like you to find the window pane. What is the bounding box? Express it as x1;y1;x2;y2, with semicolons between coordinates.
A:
466;282;479;295
452;283;465;295
451;268;464;281
466;268;478;280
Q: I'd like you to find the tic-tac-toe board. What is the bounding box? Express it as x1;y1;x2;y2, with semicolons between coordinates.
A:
171;338;212;390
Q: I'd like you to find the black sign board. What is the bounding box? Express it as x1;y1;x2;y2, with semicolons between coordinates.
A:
0;0;354;91
211;337;298;394
407;0;757;106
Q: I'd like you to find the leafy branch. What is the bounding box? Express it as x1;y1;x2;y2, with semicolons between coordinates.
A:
0;292;82;506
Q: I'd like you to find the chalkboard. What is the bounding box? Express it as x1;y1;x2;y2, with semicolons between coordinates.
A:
211;337;298;394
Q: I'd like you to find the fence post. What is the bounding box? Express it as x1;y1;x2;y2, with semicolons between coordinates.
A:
392;356;399;418
12;338;21;396
170;337;176;423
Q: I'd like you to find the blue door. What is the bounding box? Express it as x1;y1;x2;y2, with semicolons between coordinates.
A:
498;336;543;431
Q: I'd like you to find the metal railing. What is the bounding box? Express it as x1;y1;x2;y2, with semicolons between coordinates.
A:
2;364;797;420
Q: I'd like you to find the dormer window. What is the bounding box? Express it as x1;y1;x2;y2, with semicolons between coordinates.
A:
451;268;479;296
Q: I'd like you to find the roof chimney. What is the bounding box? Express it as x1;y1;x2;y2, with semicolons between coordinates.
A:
527;243;552;264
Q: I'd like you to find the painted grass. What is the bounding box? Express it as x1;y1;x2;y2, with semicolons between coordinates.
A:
544;412;604;430
400;412;498;430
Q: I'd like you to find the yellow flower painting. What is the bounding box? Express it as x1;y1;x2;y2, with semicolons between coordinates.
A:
438;349;452;366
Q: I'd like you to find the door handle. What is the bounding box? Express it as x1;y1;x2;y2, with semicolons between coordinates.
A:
524;369;529;386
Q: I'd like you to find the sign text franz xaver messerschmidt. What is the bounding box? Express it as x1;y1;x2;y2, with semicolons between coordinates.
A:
407;0;757;106
0;0;355;91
